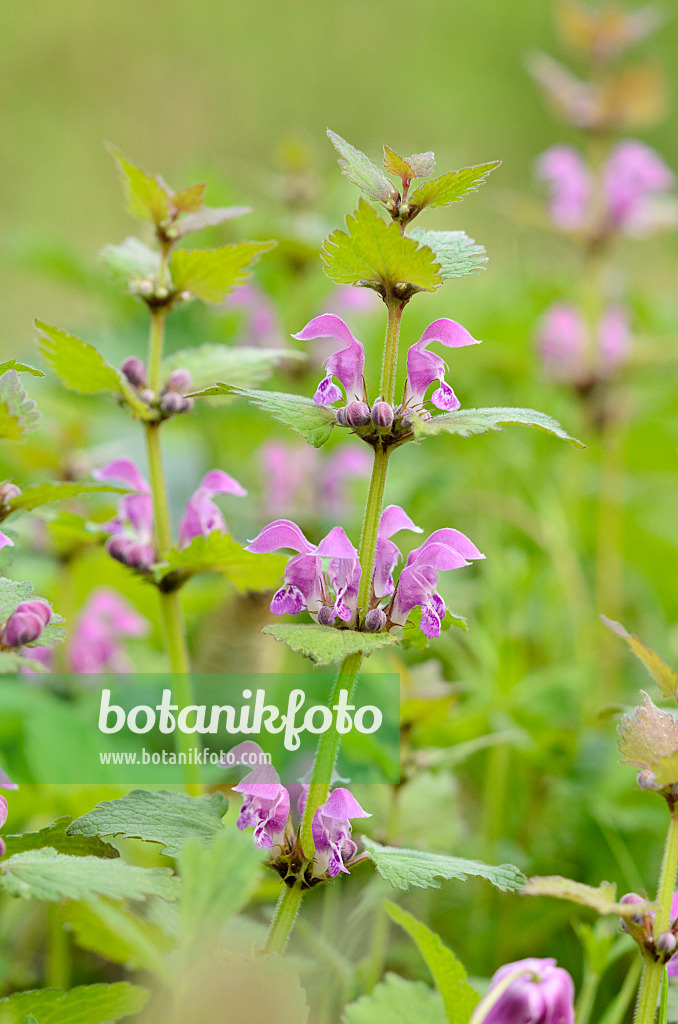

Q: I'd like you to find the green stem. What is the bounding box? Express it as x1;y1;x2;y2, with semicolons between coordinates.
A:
576;965;602;1024
264;881;304;955
46;905;71;989
380;297;405;404
634;806;678;1024
356;446;391;618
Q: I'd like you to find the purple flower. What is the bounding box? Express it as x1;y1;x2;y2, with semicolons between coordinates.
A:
320;448;371;519
374;505;423;599
0;531;14;554
472;958;574;1024
0;793;7;859
0;768;17;790
311;787;371;878
69;588;148;673
536;146;591;231
2;601;51;648
177;470;246;549
404;319;480;412
604;140;675;234
260;442;319;516
234;764;290;850
226;284;286;349
599;304;630;371
293;314;366;407
537;302;630;382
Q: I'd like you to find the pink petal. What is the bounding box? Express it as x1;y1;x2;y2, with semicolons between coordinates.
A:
246;519;316;555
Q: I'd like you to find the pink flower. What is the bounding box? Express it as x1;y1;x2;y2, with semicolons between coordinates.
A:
293;314;366;406
1;601;51;648
311;788;371;878
473;958;574;1024
404;319;480;412
536;146;591;230
536;302;631;382
604;140;675;234
0;793;7;858
234;764;290;850
69;589;148;673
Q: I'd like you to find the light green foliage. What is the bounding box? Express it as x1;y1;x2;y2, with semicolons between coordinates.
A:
174;204;251;237
363;838;527;892
7;481;132;516
3;817;118;859
67;790;229;857
408;228;487;278
412;406;585;447
342;973;447;1024
194;386;337;447
0;370;39;440
262;623;401;665
164;343;303;392
0;982;149;1024
383;146;436;182
0;848;179;902
327;130;398;204
100;237;161;279
321;200;442;294
156;532;287;591
0;578;49;619
617;691;678;771
602;616;678;700
385;902;480;1024
107;144;170;225
64;899;175;978
169;241;276;303
0;361;43;377
522;875;655;916
408;161;501;212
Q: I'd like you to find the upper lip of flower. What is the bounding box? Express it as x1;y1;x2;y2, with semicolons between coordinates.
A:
292;314;366;406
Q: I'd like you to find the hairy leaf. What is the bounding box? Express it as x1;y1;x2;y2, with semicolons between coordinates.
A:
165;344;303;393
327;130;398;204
617;691;678;770
601;616;678;700
0;982;149;1024
100;237;161;280
197;386;337;447
321;200;442;296
523;875;654;916
363;838;527;892
383;147;435;182
0;578;52;619
408;161;501;212
262;623;400;666
169;241;276;303
171;182;207;214
412;406;585;447
68;790;229;857
157;532;286;592
0;371;39;440
409;228;487;278
0;848;179;902
342;973;446;1024
107;143;170;225
175;205;251;238
385;902;479;1024
3;817;119;860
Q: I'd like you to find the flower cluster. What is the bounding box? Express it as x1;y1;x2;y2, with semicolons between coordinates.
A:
234;763;370;879
472;958;574;1024
294;314;479;442
94;459;246;571
121;357;195;419
247;504;483;638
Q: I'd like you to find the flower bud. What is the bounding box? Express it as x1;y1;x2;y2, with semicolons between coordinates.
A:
106;536;154;571
637;769;659;790
345;401;371;428
657;932;677;955
139;388;156;405
335;406;348;426
317;606;334;626
364;608;387;632
167;368;192;393
121;357;147;389
0;481;21;505
371;401;394;430
160;391;184;415
474;958;575;1024
180;396;194;413
4;601;51;647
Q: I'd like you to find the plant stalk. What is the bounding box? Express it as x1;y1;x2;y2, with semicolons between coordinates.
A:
634;805;678;1024
264;881;304;955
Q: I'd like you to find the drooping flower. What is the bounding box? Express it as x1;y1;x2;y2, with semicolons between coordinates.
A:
536;145;591;230
404;319;480;412
69;588;149;673
292;314;366;406
311;787;371;878
471;957;575;1024
177;470;247;549
233;763;291;850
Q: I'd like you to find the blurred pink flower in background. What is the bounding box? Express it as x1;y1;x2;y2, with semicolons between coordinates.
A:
260;441;370;520
225;284;286;348
536;302;630;382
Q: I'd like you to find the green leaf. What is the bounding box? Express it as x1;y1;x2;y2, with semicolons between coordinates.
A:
408;228;487;278
0;982;149;1024
196;386;337;447
107;143;170;225
67;790;229;857
8;482;133;516
262;623;400;666
169;241;276;303
0;361;43;377
522;875;654;917
327;130;399;204
171;181;207;213
0;371;39;441
3;817;119;859
412;406;585;448
601;616;678;700
0;651;48;674
617;692;678;776
321;199;442;297
64;899;176;978
156;531;287;593
385;902;480;1024
100;237;161;280
383;147;436;182
164;344;303;393
0;848;179;902
342;973;446;1024
363;838;527;893
0;578;47;618
175;205;251;238
23;1016;39;1024
408;161;501;213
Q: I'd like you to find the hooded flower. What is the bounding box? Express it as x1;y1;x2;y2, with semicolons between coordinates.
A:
471;958;574;1024
177;470;247;549
537;302;630;382
604;140;675;234
404;319;480;412
69;589;149;673
292;314;366;406
311;787;371;878
536;146;591;230
234;763;290;850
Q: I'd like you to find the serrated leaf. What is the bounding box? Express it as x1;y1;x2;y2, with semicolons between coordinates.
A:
601;616;678;700
327;130;398;204
100;237;161;280
3;817;119;859
169;241;276;303
171;182;207;214
197;386;337;447
262;623;400;666
68;790;228;857
523;875;654;917
164;344;303;393
0;371;39;440
8;482;133;516
107;143;170;225
0;577;49;619
0;651;48;674
617;691;678;771
408;162;501;213
383;147;435;182
409;228;487;278
0;361;43;377
156;532;287;592
363;838;526;893
0;982;149;1024
175;205;251;238
385;902;479;1024
0;848;179;902
412;406;585;448
321;199;442;296
342;973;446;1024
